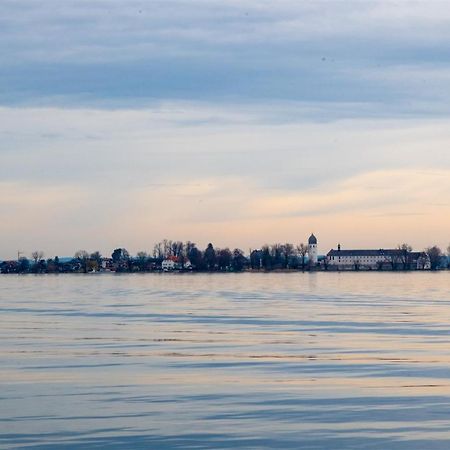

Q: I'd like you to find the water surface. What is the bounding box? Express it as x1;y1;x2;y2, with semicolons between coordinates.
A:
1;272;450;449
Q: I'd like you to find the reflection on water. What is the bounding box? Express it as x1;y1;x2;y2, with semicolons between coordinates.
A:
1;272;450;449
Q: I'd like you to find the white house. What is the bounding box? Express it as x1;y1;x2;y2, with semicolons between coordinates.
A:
161;257;192;271
161;259;177;271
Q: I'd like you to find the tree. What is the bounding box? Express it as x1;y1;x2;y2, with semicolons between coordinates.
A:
136;251;148;271
31;251;44;265
54;256;60;271
296;243;308;271
90;251;102;271
46;258;57;273
217;248;232;271
18;257;30;273
425;246;443;270
163;239;172;258
270;243;283;269
283;243;294;269
261;245;272;270
204;243;216;271
188;245;204;270
111;248;130;270
397;243;413;270
231;248;247;272
74;250;90;273
30;251;45;273
250;250;262;270
384;250;401;270
153;242;163;259
112;248;121;263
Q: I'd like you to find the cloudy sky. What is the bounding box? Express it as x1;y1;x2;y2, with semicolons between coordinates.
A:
1;0;450;259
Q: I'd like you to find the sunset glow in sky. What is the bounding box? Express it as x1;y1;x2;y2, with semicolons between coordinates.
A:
1;1;450;258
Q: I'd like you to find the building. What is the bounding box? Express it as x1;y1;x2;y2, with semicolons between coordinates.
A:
327;245;431;270
161;259;176;271
308;233;318;265
161;256;192;271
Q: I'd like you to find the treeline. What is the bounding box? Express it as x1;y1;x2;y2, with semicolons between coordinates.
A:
1;240;449;274
0;240;248;274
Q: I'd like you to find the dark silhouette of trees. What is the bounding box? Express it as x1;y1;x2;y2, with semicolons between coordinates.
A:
217;248;232;271
18;257;30;273
74;250;90;273
283;243;294;269
232;248;247;272
111;248;130;271
188;245;204;270
297;243;308;271
90;251;102;270
153;242;163;259
250;250;262;269
426;246;443;270
261;245;272;270
31;251;44;265
204;243;216;271
112;248;128;263
136;251;148;271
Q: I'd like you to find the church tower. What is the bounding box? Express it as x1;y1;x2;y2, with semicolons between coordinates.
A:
308;233;318;265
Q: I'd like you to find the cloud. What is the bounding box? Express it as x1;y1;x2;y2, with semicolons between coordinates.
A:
1;104;450;190
1;1;450;113
0;3;449;258
0;104;449;258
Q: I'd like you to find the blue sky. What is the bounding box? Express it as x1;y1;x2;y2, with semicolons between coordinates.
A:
1;1;450;258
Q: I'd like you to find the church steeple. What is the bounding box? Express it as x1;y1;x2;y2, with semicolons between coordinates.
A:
308;233;318;265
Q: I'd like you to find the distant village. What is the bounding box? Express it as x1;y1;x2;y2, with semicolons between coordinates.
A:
1;235;449;274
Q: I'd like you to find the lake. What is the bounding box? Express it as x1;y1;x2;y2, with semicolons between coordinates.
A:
1;272;450;449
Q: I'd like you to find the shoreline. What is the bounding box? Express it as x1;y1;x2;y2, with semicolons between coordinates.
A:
2;269;448;276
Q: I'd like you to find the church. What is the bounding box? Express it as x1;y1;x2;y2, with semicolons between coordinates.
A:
305;235;430;270
308;233;318;265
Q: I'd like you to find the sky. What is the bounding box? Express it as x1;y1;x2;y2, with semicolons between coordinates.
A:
1;0;450;259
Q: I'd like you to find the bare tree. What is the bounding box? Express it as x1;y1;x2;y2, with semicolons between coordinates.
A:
31;251;44;264
153;242;163;259
283;243;294;269
397;243;412;270
384;250;401;270
74;250;90;273
296;243;308;271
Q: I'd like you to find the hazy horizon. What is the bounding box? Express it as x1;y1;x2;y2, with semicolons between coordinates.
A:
1;1;450;259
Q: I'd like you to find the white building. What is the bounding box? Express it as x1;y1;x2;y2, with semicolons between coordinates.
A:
161;259;176;271
161;258;192;271
327;245;431;270
308;233;318;265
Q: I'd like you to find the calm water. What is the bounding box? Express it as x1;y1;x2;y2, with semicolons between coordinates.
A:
1;272;450;449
